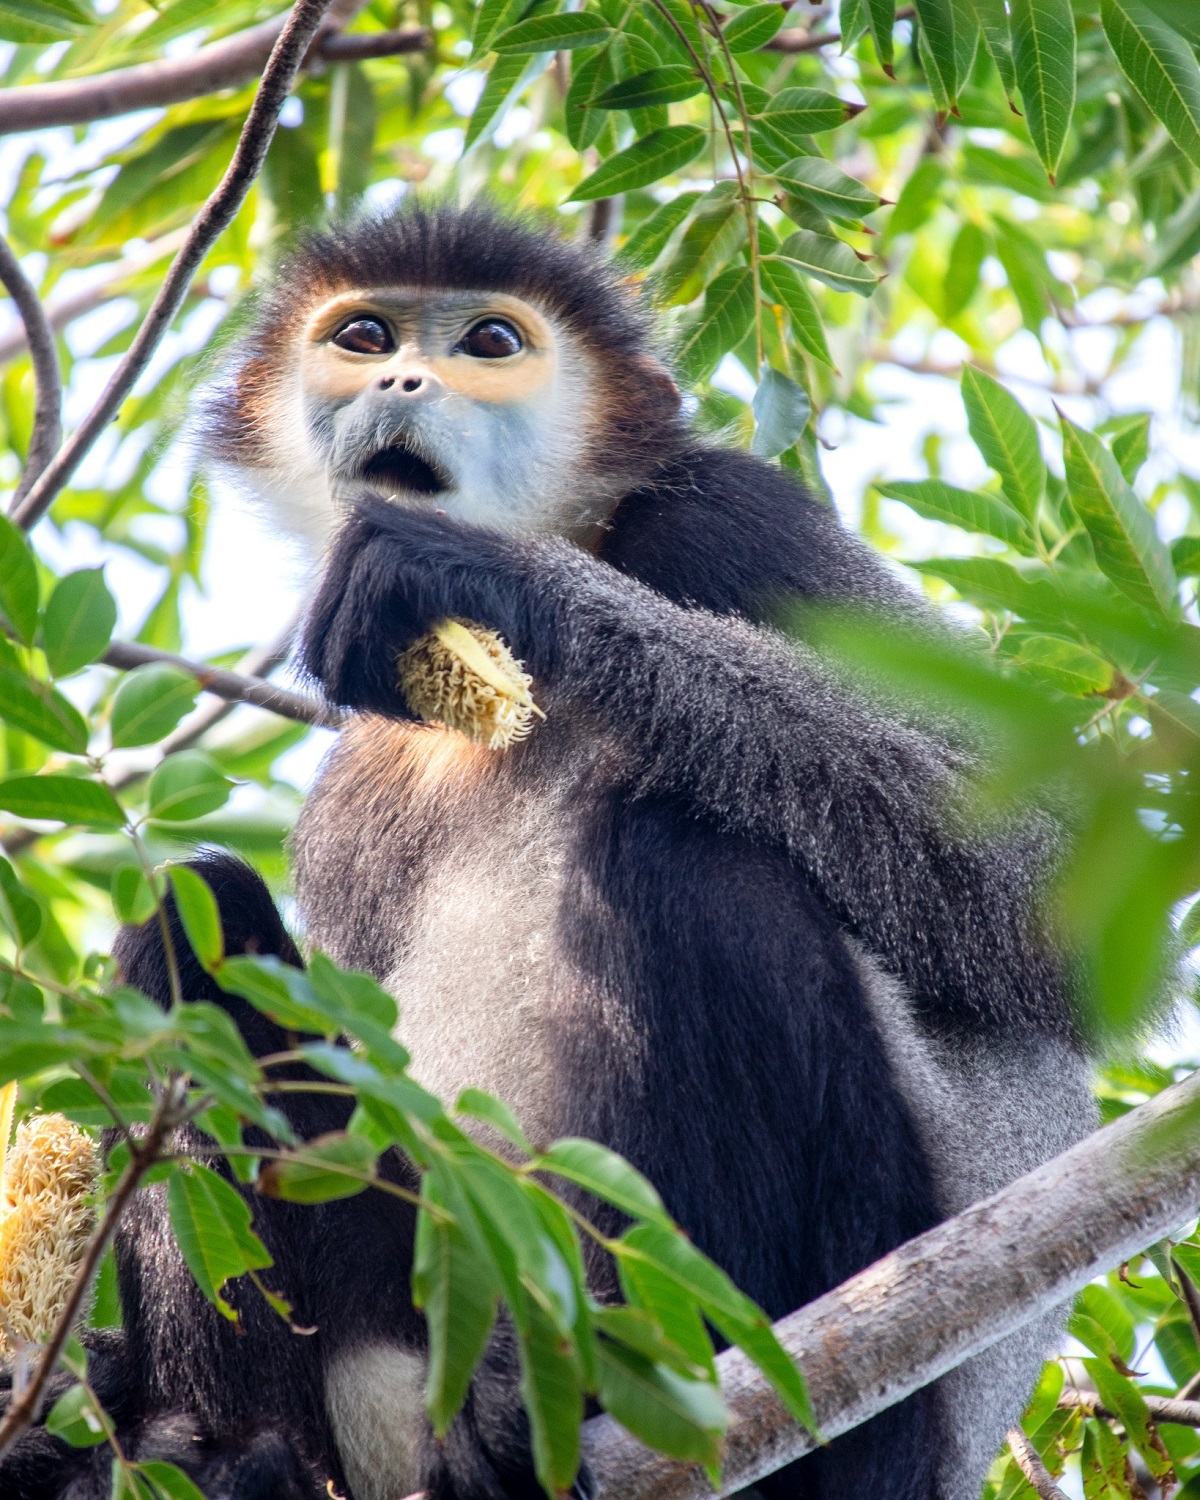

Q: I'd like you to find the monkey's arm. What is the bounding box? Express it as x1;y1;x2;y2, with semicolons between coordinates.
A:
302;499;1067;1032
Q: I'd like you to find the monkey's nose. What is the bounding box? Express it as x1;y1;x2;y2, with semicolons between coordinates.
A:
378;374;425;394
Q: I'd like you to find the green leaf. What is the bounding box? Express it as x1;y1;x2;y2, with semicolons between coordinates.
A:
1059;409;1178;618
723;3;785;51
774;157;883;220
137;1462;210;1500
0;0;92;42
961;366;1046;521
657;183;744;303
413;1208;499;1435
595;1340;726;1465
864;0;896;71
967;0;1016;96
754;88;859;161
41;569;116;679
887;156;942;237
0;856;41;946
1105;412;1152;483
593;67;704;110
1143;0;1200;45
166;1162;272;1323
0;514;38;644
675;265;755;383
752;367;811;458
515;1290;585;1497
943;221;988;320
112;865;157;926
1010;0;1076;179
1084;1357;1174;1483
1101;0;1200;169
569;126;707;201
616;193;702;270
877;479;1035;551
494;11;612;50
45;1384;107;1448
465;52;536;149
0;669;88;754
1171;536;1200;577
913;0;962;110
455;1088;533;1153
168;866;224;970
257;1132;378;1203
759;258;834;367
0;774;125;829
537;1138;672;1225
1010;636;1115;695
147;752;232;822
1080;1417;1134;1500
770;233;880;297
110;664;199;748
1153;187;1200;275
471;0;528;57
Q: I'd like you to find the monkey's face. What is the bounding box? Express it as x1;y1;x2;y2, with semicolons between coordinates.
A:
254;287;629;547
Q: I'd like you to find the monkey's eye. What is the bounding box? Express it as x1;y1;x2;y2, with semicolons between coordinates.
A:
332;317;395;355
457;319;523;359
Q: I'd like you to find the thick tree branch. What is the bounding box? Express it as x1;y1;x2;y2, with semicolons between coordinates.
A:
762;6;913;52
101;640;338;728
9;0;342;532
1060;1389;1200;1428
0;21;431;137
580;1067;1200;1498
1006;1427;1071;1500
0;236;61;502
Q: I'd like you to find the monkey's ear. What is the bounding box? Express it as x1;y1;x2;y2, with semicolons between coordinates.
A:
630;354;682;416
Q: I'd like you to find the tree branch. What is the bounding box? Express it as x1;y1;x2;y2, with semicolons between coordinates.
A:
762;6;913;52
9;0;343;532
1006;1426;1072;1500
1060;1389;1200;1429
580;1067;1200;1497
0;236;61;503
0;20;431;136
101;639;338;728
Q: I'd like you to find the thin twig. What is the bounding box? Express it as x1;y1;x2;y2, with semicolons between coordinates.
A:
0;1081;185;1461
10;0;342;532
1060;1389;1200;1429
1007;1427;1072;1500
0;21;431;136
101;640;338;728
0;236;61;503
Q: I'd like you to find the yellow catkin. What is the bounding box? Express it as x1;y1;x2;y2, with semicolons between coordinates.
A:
397;617;544;751
0;1107;99;1353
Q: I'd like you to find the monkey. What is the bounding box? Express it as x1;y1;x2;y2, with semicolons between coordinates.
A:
0;200;1097;1500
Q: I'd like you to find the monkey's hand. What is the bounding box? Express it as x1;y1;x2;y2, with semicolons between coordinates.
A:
301;497;549;718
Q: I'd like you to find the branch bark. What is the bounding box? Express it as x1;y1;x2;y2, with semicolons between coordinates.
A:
8;0;343;532
1006;1426;1072;1500
1061;1389;1200;1429
0;20;431;136
762;6;913;52
0;236;61;502
579;1067;1200;1498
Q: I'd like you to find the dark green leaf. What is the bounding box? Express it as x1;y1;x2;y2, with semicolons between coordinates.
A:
1010;0;1076;179
0;514;38;644
752;367;811;457
593;67;703;110
0;774;125;829
110;664;199;748
41;569;116;679
137;1462;210;1500
494;12;612;51
723;3;785;51
569;126;707;200
537;1137;672;1224
147;752;232;823
455;1088;533;1153
616;193;702;270
45;1384;107;1448
0;855;41;946
112;865;157;926
967;0;1016;96
1102;0;1200;169
759;257;834;366
1142;0;1200;45
914;0;962;110
465;52;535;149
770;233;880;297
0;669;88;754
774;157;883;219
675;265;755;382
594;1340;726;1464
257;1132;378;1203
413;1208;499;1435
656;183;744;303
167;1162;272;1323
864;0;895;71
1171;536;1200;577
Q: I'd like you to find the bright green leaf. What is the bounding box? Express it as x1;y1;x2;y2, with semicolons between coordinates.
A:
147;752;232;823
752;367;811;458
877;479;1035;551
168;865;224;971
569;126;707;201
1102;0;1200;169
593;67;704;110
723;3;785;52
0;774;125;829
1010;0;1076;179
493;12;612;51
45;1383;107;1448
41;569;116;679
0;669;88;754
770;233;880;297
110;664;199;748
961;366;1046;521
675;265;755;383
0;515;38;644
774;157;883;220
166;1162;272;1323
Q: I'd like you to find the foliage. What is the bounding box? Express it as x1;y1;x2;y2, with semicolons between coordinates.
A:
0;0;1198;1493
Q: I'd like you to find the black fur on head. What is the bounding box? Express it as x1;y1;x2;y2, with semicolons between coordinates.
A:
207;198;684;472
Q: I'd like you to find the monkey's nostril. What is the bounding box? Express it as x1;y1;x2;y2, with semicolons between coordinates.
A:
402;377;422;394
379;377;394;390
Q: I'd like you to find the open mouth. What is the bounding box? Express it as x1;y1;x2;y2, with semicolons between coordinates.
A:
360;442;450;496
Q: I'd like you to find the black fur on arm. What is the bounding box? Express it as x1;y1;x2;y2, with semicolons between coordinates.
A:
301;490;1072;1040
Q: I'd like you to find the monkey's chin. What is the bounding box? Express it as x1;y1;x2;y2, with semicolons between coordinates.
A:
359;442;450;497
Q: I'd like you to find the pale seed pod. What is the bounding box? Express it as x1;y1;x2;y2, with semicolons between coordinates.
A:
397;618;545;751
